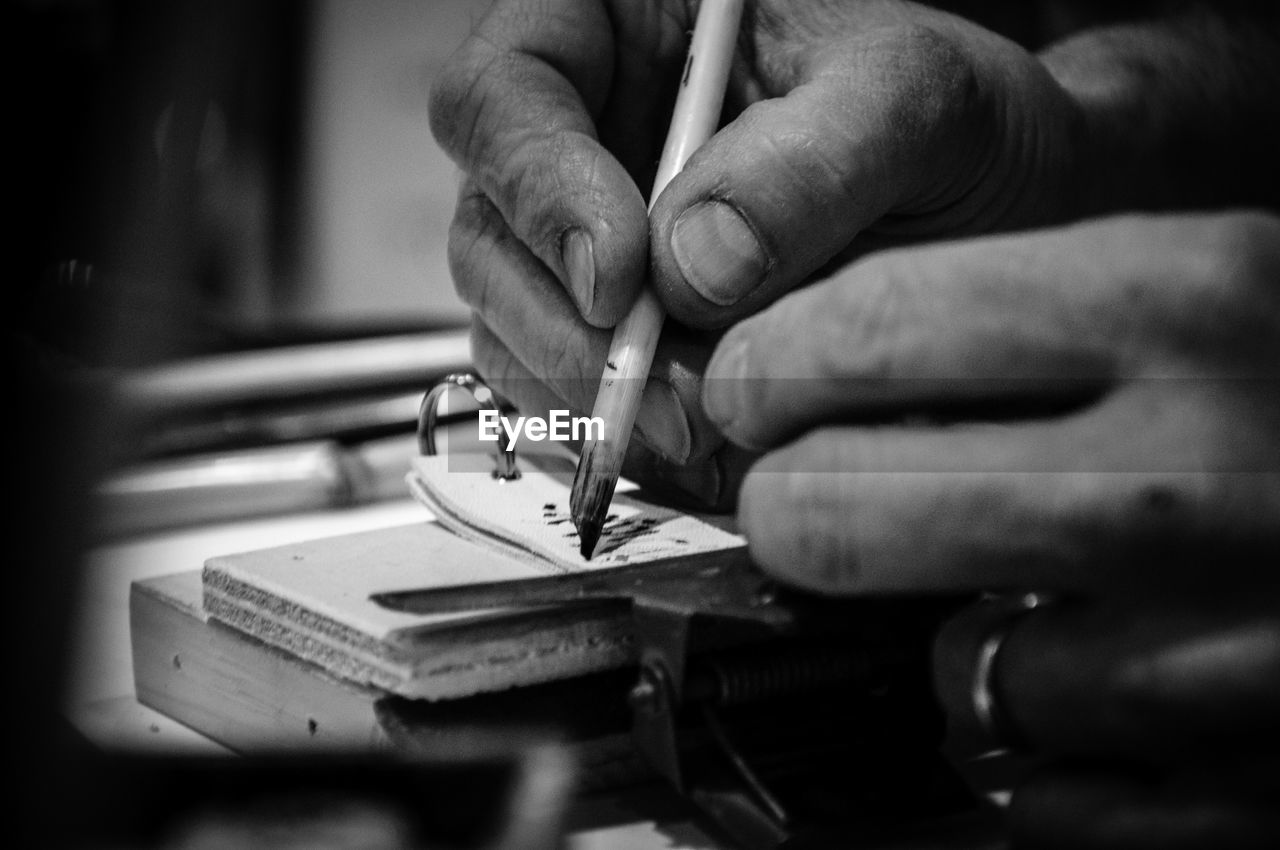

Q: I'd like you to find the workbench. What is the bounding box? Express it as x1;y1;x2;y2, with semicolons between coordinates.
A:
68;479;1013;850
66;495;734;848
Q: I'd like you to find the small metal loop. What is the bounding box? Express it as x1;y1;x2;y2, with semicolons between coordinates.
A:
418;373;520;480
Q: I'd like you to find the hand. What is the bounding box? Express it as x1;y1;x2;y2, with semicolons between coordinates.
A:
704;211;1280;595
432;0;1093;505
934;593;1280;849
702;210;1280;846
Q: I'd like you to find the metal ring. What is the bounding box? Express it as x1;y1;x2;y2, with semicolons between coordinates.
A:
417;373;520;480
970;592;1053;751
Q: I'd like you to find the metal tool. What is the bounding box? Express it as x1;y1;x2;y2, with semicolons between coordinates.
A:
373;555;977;849
369;375;984;848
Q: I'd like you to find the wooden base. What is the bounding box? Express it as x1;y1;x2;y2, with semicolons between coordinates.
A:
128;574;1007;848
200;522;639;700
132;570;391;751
130;570;651;791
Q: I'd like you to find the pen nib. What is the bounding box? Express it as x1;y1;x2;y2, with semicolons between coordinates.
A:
576;518;603;561
571;441;618;561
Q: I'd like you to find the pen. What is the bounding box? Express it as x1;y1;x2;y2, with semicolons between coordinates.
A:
570;0;744;558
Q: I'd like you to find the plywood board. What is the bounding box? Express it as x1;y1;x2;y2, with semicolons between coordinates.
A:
201;522;637;699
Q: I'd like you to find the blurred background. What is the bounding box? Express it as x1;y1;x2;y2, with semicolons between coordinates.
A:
8;2;487;844
13;0;479;370
11;0;501;548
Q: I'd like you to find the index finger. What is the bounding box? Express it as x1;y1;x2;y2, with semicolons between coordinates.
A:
429;0;684;325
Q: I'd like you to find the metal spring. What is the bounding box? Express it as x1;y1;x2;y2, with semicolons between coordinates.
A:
699;644;914;707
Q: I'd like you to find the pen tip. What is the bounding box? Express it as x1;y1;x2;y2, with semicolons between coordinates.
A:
577;519;602;560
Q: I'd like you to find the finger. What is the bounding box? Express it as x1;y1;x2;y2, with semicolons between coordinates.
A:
736;412;1280;596
471;320;747;511
1008;762;1280;850
702;214;1280;450
450;185;724;467
701;223;1132;450
430;0;676;324
648;24;1067;328
449;180;599;404
932;596;1280;763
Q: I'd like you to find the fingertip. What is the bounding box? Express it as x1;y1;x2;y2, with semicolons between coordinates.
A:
738;452;859;597
621;443;726;511
702;332;761;447
633;380;693;465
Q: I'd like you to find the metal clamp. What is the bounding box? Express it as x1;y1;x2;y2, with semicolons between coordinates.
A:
417;373;520;480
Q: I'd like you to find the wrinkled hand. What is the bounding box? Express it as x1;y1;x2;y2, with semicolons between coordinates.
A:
703;211;1280;847
431;0;1089;507
706;211;1280;594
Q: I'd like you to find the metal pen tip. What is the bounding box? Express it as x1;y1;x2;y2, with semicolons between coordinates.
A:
576;519;602;560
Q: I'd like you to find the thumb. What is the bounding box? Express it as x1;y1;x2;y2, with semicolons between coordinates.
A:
648;27;1018;328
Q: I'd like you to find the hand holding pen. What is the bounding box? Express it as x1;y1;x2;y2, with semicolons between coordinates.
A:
429;1;1280;845
429;0;1110;510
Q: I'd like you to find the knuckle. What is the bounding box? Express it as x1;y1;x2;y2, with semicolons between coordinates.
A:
1104;473;1232;553
1073;473;1202;541
1124;476;1204;527
848;24;983;134
808;252;912;382
428;38;503;159
746;109;869;238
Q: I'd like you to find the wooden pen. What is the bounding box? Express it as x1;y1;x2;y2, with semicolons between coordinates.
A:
570;0;744;558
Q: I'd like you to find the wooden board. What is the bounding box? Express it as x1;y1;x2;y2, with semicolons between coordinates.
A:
133;571;392;751
132;570;650;791
201;522;638;699
131;575;1008;849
